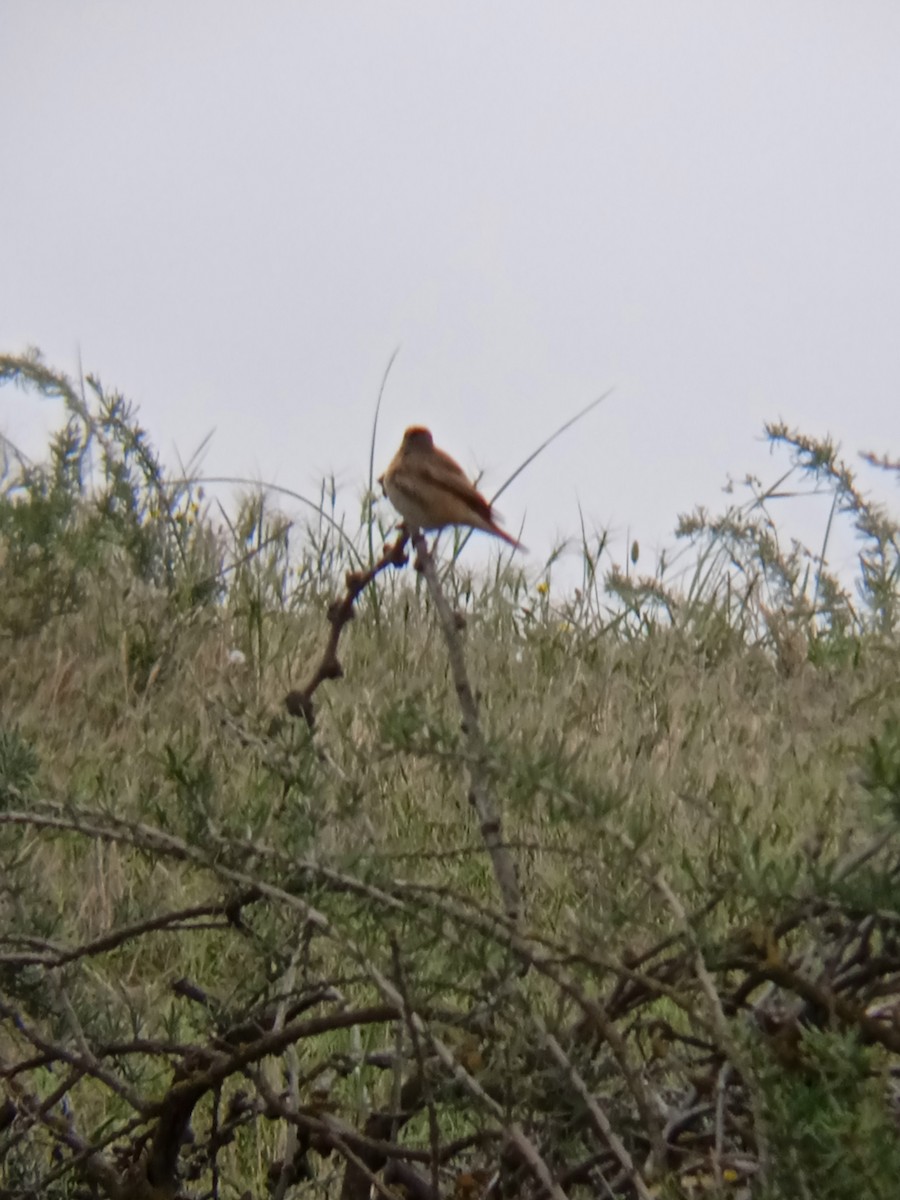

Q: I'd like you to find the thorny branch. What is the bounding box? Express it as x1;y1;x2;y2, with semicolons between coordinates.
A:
409;529;522;923
285;525;521;921
3;520;899;1195
283;530;409;727
1;795;900;1197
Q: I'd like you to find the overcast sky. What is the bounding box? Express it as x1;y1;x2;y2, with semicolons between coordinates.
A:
2;3;898;585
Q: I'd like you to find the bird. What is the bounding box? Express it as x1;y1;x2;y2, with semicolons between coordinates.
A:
379;426;525;550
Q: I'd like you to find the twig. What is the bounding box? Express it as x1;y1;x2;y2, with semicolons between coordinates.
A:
270;951;303;1200
540;1025;655;1200
713;1062;732;1191
411;530;521;923
252;1068;406;1200
0;897;258;968
506;1125;571;1200
391;938;441;1200
283;531;409;727
653;869;770;1186
1;1069;126;1198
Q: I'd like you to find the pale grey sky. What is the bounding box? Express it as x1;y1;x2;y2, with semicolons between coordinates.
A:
2;2;898;583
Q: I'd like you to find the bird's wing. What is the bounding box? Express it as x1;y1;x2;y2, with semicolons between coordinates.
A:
423;448;495;522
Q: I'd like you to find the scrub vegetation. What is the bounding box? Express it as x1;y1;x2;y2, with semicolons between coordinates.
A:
1;350;899;1199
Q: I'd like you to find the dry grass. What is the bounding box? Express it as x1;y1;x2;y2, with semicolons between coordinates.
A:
1;352;899;1198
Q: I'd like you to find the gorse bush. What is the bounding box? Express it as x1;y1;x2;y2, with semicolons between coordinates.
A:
0;350;899;1200
0;727;38;809
602;421;899;657
0;352;220;633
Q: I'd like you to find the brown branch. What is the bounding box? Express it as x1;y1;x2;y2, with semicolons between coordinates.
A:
749;960;900;1054
1;1067;128;1198
0;896;258;969
283;525;521;923
539;1023;656;1199
0;997;150;1116
411;530;522;923
383;938;441;1200
284;530;409;726
338;1068;431;1200
252;1083;493;1171
126;1003;402;1196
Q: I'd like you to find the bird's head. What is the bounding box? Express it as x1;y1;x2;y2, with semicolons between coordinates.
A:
402;426;434;453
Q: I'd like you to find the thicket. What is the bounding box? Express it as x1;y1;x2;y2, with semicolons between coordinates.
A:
1;350;899;1199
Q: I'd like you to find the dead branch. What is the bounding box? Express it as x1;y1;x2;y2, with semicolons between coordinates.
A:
284;530;409;726
411;530;522;923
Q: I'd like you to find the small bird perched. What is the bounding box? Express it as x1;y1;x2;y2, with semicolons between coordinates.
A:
379;426;525;550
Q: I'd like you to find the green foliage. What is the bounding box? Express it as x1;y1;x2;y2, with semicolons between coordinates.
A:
861;715;900;822
1;350;899;1198
756;1028;900;1200
0;351;220;634
379;692;460;758
0;726;39;808
648;422;900;653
